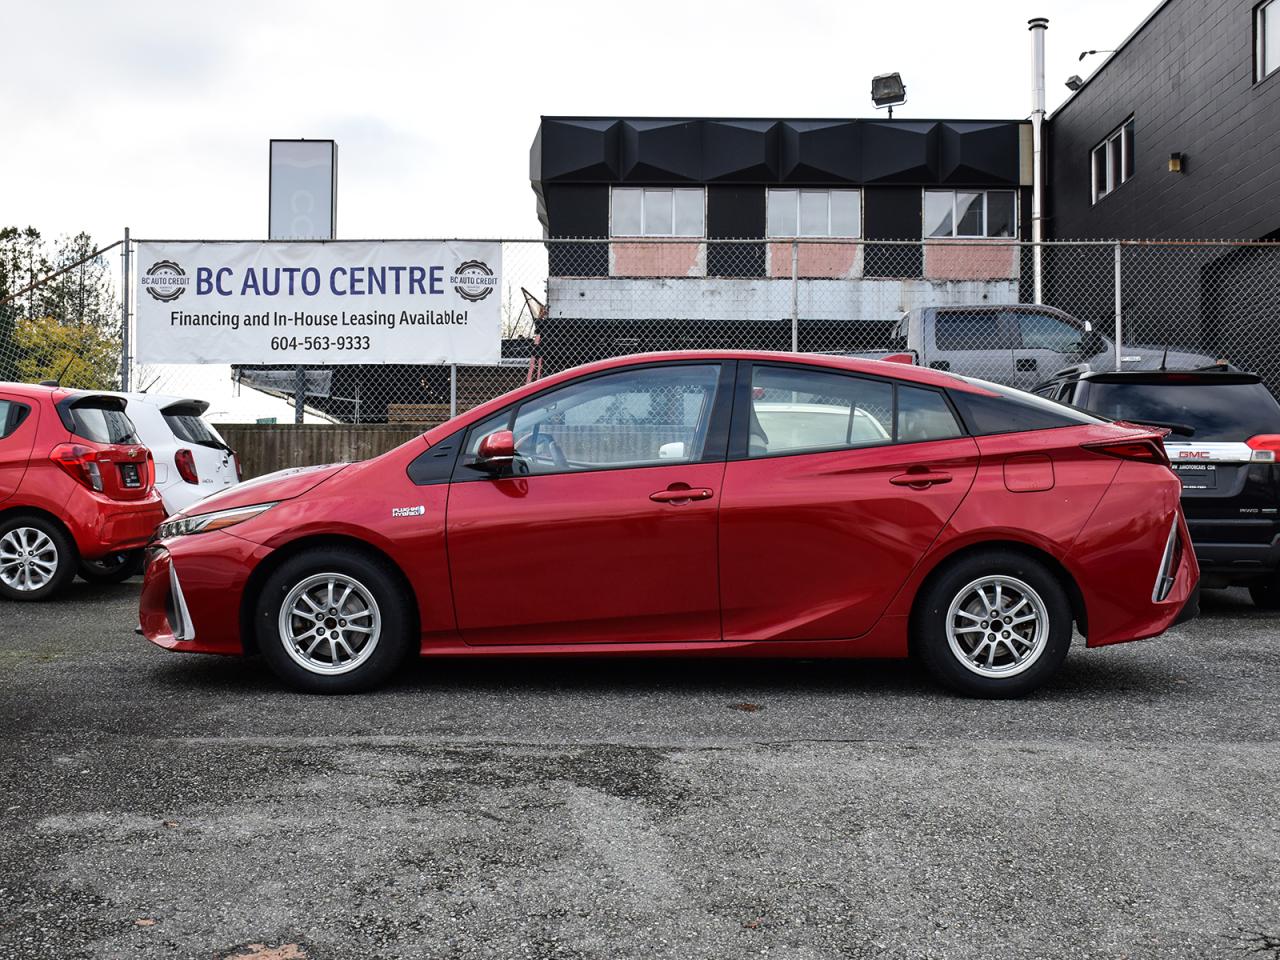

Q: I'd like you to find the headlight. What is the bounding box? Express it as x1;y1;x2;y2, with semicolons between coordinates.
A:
156;502;278;540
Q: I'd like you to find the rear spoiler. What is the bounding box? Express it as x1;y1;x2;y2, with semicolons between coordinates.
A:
159;399;212;417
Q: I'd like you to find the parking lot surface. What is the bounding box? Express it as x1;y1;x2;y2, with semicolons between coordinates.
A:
1;583;1278;960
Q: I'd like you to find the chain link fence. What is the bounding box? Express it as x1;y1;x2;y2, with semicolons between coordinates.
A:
3;238;1279;422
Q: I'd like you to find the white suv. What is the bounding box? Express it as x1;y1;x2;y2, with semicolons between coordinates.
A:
115;393;240;515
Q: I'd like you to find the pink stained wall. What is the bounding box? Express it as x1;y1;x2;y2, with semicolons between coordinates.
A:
610;242;704;277
766;242;861;279
923;242;1019;280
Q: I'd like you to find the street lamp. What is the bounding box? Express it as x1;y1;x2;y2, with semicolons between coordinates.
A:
871;73;907;118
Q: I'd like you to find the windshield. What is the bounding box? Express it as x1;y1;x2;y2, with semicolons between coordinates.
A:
1087;380;1280;441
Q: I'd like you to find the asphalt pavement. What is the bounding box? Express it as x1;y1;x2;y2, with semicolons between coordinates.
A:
1;581;1278;959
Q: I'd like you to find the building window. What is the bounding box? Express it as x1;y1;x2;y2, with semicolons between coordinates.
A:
1258;0;1279;81
610;187;704;237
766;189;862;238
1091;117;1135;203
923;190;1017;238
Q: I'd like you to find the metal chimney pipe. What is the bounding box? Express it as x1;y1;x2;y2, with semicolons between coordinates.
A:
1029;17;1048;304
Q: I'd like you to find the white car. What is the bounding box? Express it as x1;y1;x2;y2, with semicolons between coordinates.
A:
114;393;240;515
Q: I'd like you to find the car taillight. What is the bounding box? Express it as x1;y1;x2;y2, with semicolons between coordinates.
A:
232;451;242;481
50;443;104;492
1083;438;1171;467
1247;435;1280;462
145;450;155;490
175;448;199;484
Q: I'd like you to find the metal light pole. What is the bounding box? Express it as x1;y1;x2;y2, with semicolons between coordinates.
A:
120;227;131;391
1029;17;1048;305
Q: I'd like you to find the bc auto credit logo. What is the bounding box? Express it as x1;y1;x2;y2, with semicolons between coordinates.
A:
450;260;497;302
141;260;190;302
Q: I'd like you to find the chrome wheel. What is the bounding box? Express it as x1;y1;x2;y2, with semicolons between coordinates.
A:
277;572;382;676
0;527;59;592
945;575;1049;679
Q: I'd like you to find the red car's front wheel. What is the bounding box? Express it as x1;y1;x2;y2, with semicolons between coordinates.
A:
255;548;413;693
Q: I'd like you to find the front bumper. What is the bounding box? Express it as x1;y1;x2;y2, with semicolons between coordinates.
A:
138;531;270;655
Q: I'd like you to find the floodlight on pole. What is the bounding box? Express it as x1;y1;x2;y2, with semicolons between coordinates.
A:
871;73;906;118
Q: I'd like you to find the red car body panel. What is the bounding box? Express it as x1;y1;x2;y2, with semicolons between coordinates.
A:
136;351;1198;667
0;383;165;560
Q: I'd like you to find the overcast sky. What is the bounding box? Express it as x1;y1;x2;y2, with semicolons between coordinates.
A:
2;0;1155;248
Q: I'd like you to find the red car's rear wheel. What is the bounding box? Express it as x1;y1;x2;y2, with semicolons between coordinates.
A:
255;547;413;693
914;550;1073;698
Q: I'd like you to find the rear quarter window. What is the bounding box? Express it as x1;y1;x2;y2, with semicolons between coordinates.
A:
0;401;31;440
950;378;1102;435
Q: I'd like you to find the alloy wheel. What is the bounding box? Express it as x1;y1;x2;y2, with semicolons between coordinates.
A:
0;527;60;592
277;572;382;676
945;575;1049;678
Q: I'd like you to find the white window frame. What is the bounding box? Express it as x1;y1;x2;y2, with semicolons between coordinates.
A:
1091;116;1135;204
922;189;1018;239
1258;0;1279;82
765;188;863;238
609;187;705;238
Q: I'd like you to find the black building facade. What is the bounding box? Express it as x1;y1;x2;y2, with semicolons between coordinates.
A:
1047;0;1280;239
529;117;1033;368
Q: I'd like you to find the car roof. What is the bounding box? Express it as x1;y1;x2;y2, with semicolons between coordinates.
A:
0;381;118;404
549;350;983;393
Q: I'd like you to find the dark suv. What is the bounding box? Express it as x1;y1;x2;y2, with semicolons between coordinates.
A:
1035;366;1280;606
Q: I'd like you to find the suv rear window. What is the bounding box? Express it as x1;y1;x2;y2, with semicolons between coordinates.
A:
950;378;1104;435
1086;379;1280;441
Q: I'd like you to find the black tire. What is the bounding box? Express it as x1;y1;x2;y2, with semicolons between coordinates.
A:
78;550;144;584
1248;577;1280;609
254;548;414;693
912;549;1073;698
0;514;78;602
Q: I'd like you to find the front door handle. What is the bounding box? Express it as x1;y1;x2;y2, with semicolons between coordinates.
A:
650;485;714;504
890;471;953;488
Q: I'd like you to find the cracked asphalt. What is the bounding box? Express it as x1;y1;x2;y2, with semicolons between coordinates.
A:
1;581;1278;959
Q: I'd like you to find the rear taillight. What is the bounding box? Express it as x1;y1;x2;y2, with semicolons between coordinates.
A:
50;443;104;492
175;448;199;484
1247;435;1280;462
1083;437;1170;467
145;450;155;490
232;451;242;481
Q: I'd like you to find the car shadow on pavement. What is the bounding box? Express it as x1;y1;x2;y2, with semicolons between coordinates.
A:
144;638;1177;703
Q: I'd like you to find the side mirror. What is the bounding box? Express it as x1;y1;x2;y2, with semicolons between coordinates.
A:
1083;320;1094;333
474;430;516;472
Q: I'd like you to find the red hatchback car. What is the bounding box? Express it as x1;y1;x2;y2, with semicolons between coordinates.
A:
0;383;166;601
139;352;1198;697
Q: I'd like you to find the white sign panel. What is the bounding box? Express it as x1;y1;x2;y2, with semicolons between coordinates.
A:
269;140;336;240
135;241;502;365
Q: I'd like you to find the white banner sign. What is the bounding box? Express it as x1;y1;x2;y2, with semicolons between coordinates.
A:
135;241;502;364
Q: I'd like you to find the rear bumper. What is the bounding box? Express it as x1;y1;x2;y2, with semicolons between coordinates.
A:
65;490;166;560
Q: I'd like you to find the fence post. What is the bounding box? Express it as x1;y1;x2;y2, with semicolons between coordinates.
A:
449;364;457;418
1113;241;1123;372
120;227;131;391
294;368;305;423
790;240;799;352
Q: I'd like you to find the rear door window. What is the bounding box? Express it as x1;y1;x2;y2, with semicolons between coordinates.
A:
1085;380;1280;441
933;311;1010;351
0;400;31;440
747;366;893;456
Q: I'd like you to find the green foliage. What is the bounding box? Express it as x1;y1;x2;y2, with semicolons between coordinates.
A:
0;226;120;387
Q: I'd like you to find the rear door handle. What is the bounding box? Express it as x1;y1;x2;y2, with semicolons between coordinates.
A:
650;486;714;504
1016;357;1038;372
890;471;953;488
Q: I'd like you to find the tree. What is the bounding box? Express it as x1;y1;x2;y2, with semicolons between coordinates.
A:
0;227;120;386
12;314;120;389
